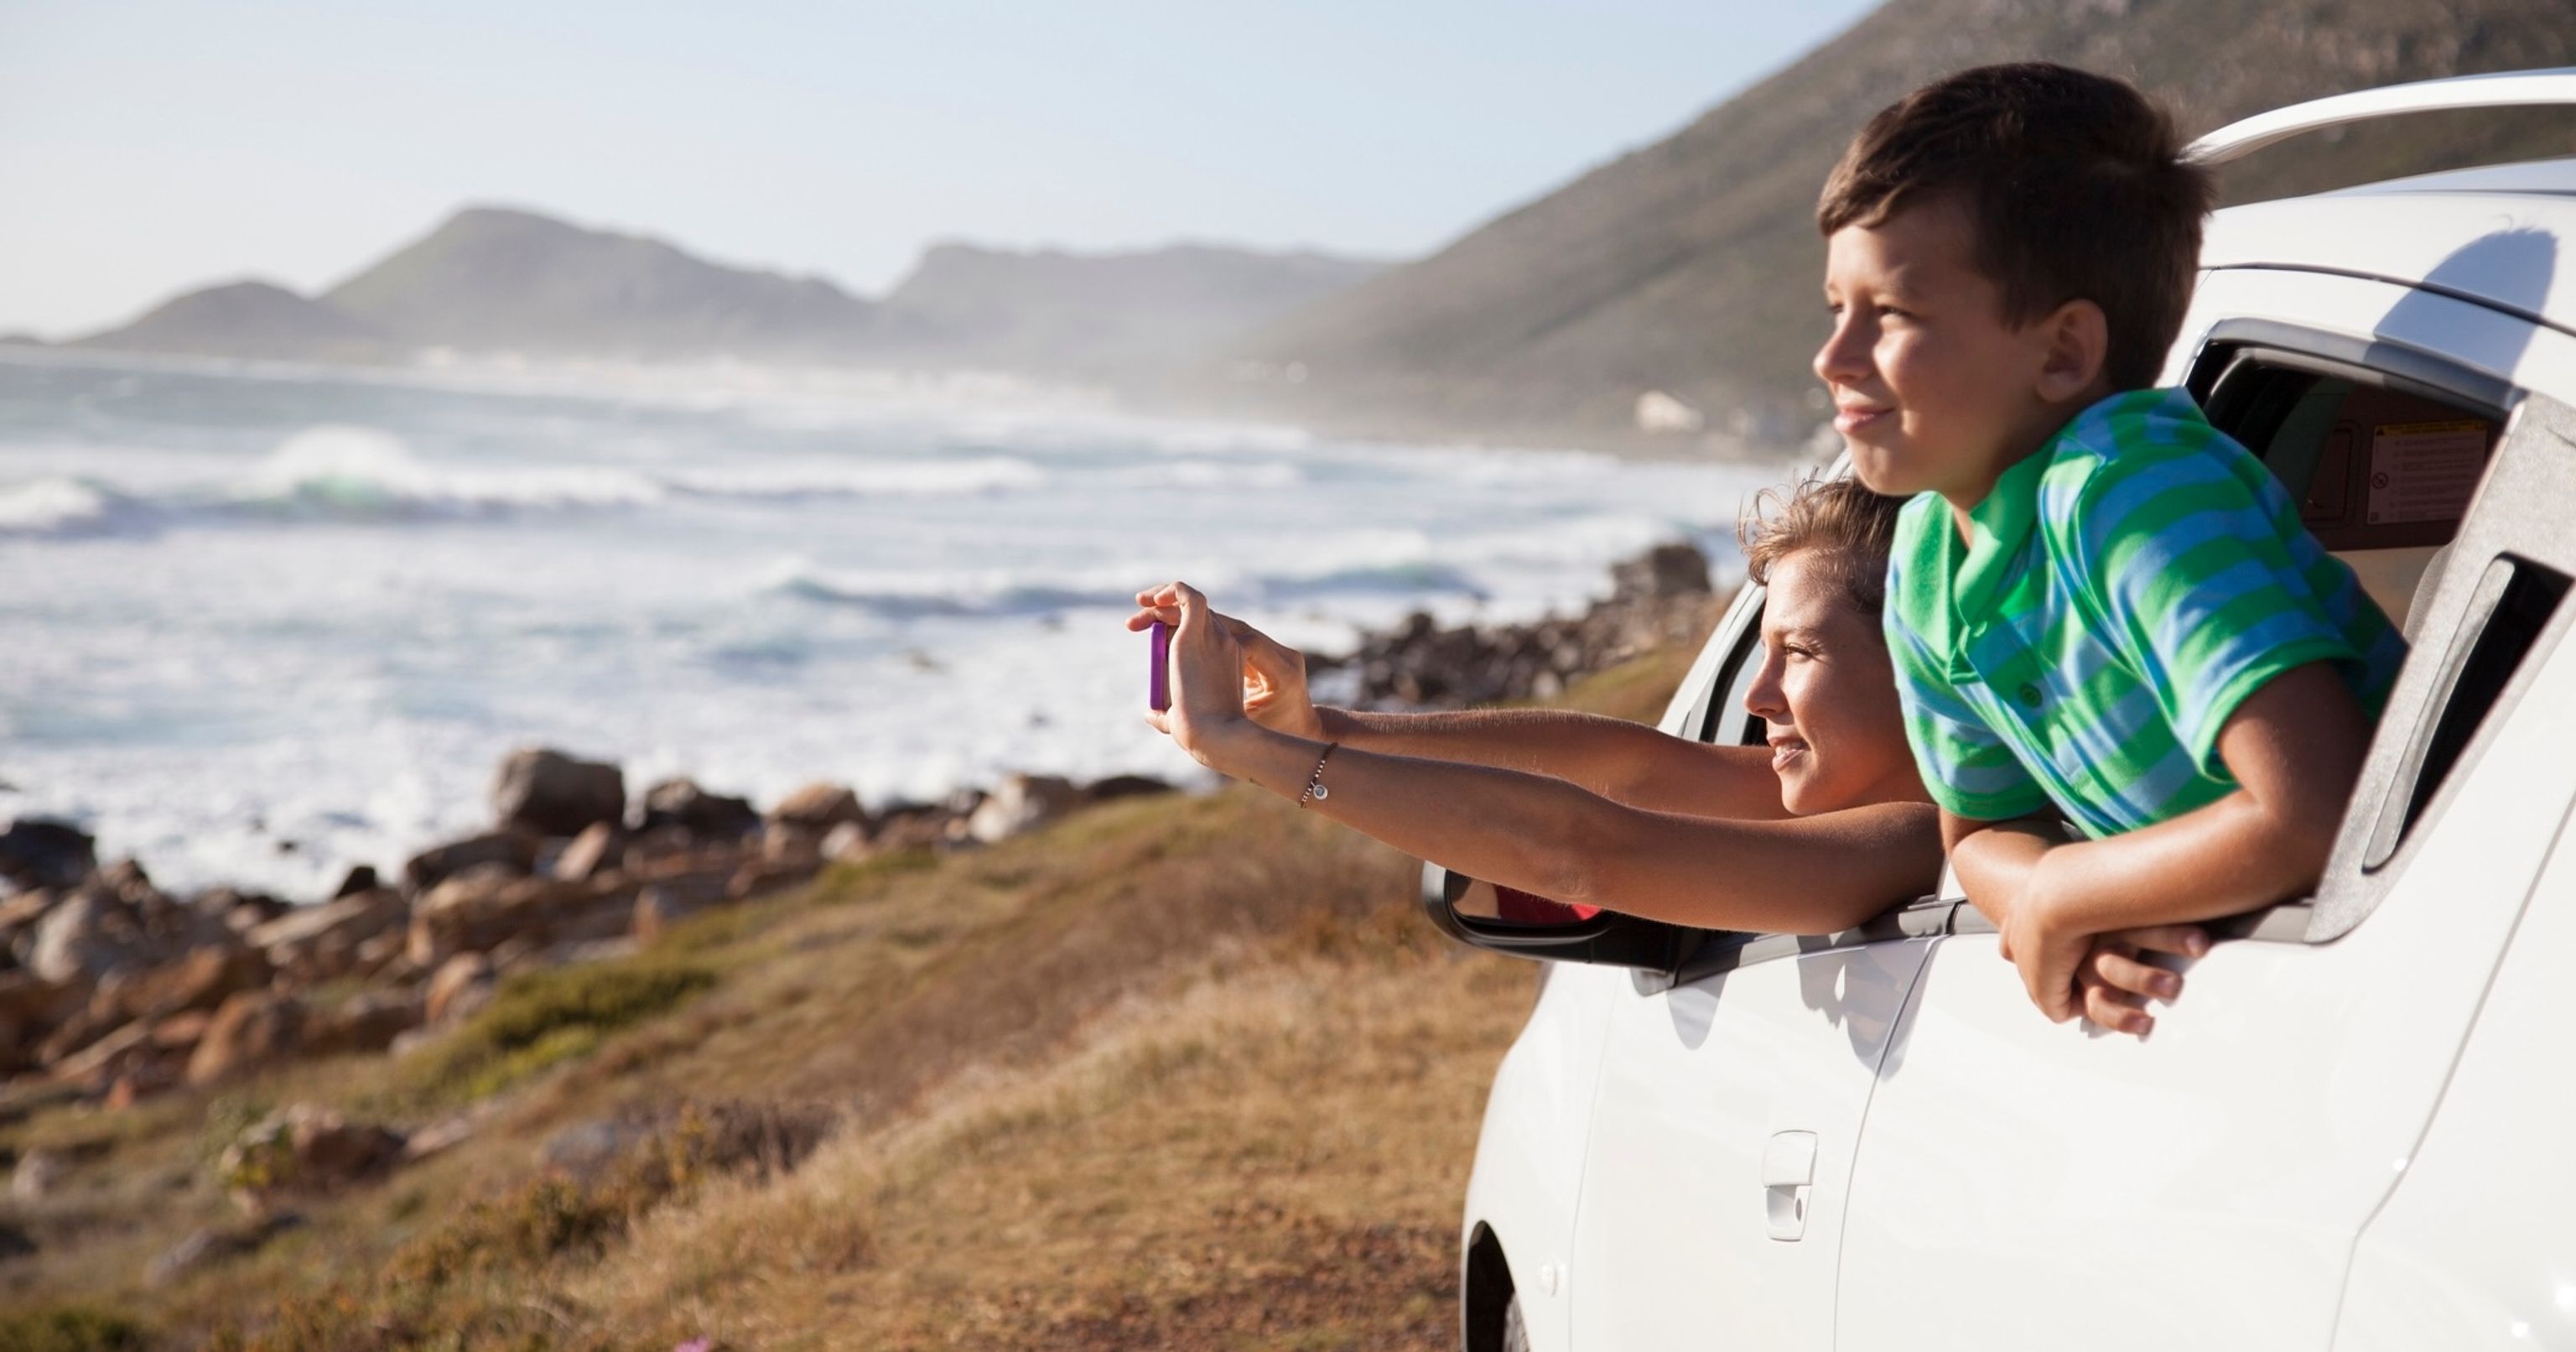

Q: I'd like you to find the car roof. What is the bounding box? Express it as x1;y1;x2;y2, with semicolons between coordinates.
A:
2205;157;2576;335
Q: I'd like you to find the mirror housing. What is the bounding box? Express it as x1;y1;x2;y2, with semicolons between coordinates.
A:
1416;861;1696;971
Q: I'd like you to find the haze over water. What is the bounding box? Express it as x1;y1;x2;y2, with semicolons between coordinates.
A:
1;352;1776;898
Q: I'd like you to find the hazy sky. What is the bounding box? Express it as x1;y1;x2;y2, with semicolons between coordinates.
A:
0;1;1879;337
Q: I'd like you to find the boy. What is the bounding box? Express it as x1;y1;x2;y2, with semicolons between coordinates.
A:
1813;64;2407;1035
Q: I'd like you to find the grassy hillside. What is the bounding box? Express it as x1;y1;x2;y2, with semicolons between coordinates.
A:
0;645;1699;1350
1224;0;2576;452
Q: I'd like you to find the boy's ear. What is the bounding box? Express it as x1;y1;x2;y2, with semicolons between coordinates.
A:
2033;299;2111;403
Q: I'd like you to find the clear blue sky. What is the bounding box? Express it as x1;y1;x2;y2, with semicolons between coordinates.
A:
0;0;1880;337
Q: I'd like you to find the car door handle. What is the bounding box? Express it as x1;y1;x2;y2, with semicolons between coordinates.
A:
1763;1131;1818;1242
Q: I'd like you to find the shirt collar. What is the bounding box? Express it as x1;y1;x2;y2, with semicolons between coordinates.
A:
1947;387;2186;621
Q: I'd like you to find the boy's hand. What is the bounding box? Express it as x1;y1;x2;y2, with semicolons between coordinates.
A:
1997;858;2092;1024
2074;923;2210;1037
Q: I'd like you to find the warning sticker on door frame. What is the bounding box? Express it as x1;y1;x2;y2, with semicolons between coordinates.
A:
2366;419;2488;526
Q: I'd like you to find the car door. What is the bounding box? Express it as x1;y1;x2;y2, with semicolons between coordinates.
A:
1562;587;1938;1351
1834;274;2576;1350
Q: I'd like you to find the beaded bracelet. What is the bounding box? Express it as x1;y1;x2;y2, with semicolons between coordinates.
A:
1297;742;1339;808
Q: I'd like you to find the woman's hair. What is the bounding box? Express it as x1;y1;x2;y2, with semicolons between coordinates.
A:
1739;476;1908;616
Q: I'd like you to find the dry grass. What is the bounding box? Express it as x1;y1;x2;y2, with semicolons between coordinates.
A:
0;649;1684;1349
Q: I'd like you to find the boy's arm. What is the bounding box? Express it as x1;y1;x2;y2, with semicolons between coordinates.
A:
1991;661;2370;1022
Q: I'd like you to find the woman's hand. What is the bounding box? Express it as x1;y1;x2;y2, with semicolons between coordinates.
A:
1129;583;1325;741
1129;581;1267;772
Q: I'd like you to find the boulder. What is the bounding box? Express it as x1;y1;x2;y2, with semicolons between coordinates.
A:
767;782;868;832
10;1147;66;1201
728;857;816;902
148;1216;299;1287
1610;541;1714;605
186;991;307;1087
632;871;731;944
490;747;625;838
96;943;272;1024
200;887;290;934
304;992;421;1057
1082;773;1176;804
247;889;406;986
819;821;870;862
967;774;1083;844
0;819;95;892
551;821;624;882
330;865;380;898
637;778;760;840
423;953;494;1027
27;885;149;985
217;1105;404;1212
401;830;537;895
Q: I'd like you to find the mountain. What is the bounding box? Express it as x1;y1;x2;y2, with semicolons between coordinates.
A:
76;280;392;361
879;242;1390;376
320;206;883;360
1230;0;2576;451
70;208;1393;376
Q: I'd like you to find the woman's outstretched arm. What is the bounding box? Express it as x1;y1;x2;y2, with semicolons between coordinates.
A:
1129;583;1791;822
1213;721;1938;933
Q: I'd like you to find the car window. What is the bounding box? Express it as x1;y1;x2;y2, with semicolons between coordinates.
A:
1695;595;1767;749
2194;327;2576;941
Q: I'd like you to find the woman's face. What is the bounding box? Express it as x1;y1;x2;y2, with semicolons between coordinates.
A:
1742;550;1923;815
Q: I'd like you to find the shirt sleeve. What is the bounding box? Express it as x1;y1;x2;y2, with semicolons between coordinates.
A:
2051;444;2360;775
1881;586;2050;823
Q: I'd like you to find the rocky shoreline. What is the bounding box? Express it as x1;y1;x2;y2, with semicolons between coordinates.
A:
0;541;1731;1126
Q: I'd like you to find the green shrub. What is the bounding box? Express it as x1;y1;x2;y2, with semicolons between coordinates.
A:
401;961;715;1104
0;1305;153;1352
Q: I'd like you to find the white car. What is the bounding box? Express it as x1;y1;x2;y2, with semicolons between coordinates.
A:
1426;70;2576;1352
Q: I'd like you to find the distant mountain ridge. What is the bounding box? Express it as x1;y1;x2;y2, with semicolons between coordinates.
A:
884;241;1388;377
73;206;1389;376
1226;0;2576;450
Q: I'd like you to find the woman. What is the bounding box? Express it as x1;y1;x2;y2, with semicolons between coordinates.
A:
1132;477;1937;934
1131;476;2197;1033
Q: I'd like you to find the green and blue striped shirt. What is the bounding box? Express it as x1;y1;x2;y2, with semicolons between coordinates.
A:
1884;387;2406;837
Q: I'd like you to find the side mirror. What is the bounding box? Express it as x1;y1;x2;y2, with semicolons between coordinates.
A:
1417;862;1696;971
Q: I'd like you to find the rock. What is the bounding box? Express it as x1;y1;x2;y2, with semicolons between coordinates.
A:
869;803;960;854
761;823;826;867
94;857;160;910
49;1019;160;1088
638;778;760;840
490;747;625;838
1083;773;1176;804
541;1116;654;1178
0;1220;33;1261
0;819;95;892
968;774;1083;844
399;1113;475;1163
305;993;421;1057
1610;541;1713;605
819;821;870;862
201;887;290;934
247;889;406;986
401;830;538;895
330;865;380;898
424;953;494;1027
27;886;149;985
10;1147;66;1200
552;821;623;882
218;1105;403;1212
728;857;815;902
631;871;730;944
186;991;306;1087
148;1219;299;1286
767;782;867;832
96;944;272;1024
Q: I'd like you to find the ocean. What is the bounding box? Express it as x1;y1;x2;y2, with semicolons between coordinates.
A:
0;351;1781;898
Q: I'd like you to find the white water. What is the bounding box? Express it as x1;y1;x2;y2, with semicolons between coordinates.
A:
0;351;1782;898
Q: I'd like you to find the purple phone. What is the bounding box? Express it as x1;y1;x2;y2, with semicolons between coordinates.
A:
1148;620;1172;712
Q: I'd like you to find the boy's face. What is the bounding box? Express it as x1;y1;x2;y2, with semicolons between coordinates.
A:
1815;194;2061;505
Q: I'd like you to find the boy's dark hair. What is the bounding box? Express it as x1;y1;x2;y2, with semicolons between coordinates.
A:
1741;475;1907;616
1817;63;2215;391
